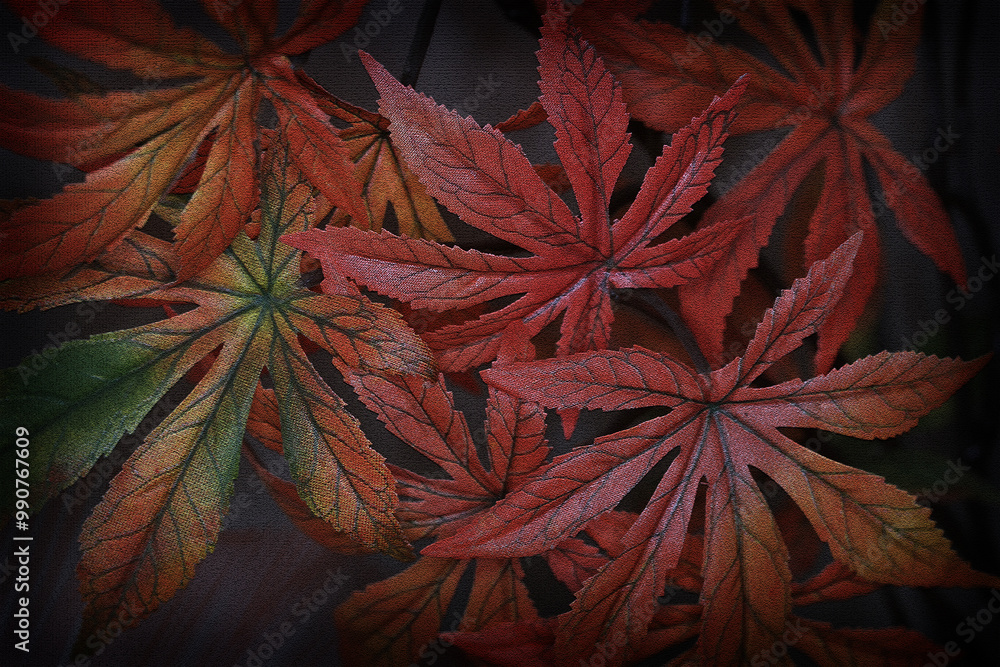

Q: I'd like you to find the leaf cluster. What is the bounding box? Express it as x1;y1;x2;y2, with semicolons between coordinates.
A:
0;1;996;665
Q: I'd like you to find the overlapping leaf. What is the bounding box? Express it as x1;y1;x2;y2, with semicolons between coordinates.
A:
331;335;546;666
445;552;937;666
657;559;940;666
429;233;995;665
0;224;182;311
285;7;751;371
0;0;372;282
333;331;636;666
438;512;702;666
575;0;967;369
1;140;433;647
242;384;387;555
294;74;454;242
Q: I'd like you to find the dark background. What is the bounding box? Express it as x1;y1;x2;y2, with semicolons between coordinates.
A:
1;1;999;665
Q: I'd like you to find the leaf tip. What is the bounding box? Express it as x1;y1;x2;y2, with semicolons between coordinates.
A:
359;50;398;98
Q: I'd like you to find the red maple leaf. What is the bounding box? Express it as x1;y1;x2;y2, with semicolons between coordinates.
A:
445;560;938;666
331;332;583;666
0;0;369;281
285;6;750;372
575;0;967;370
429;233;996;664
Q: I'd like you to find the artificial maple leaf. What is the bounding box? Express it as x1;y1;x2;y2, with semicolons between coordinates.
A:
446;558;937;667
333;335;545;666
575;0;967;370
0;196;181;311
442;515;703;667
445;619;558;667
657;558;941;667
0;139;432;646
0;0;370;282
333;332;635;667
634;561;940;667
494;100;547;133
241;384;383;555
285;4;751;371
292;72;454;242
430;233;996;665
